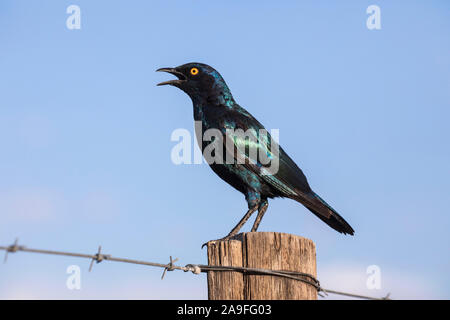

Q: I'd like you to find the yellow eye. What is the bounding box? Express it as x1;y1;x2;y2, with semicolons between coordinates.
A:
190;67;199;75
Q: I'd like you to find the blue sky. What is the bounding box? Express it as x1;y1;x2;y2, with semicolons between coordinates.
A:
0;0;449;299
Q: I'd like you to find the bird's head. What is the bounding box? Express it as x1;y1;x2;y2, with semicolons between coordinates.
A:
157;63;234;106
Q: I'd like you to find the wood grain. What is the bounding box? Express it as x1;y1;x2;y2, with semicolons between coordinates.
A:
206;232;317;300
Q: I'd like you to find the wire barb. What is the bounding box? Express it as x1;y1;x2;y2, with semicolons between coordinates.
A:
161;256;178;279
3;238;22;264
89;246;111;272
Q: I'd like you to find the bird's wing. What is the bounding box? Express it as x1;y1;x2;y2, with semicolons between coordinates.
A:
217;107;354;235
218;107;312;197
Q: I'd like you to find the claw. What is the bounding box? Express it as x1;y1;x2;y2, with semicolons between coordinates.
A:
201;235;233;249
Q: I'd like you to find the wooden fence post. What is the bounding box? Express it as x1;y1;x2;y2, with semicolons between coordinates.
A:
206;232;317;300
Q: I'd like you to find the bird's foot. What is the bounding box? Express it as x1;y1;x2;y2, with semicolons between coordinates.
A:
201;235;234;249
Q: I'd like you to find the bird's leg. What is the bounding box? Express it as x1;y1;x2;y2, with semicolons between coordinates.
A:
201;205;258;248
226;205;258;238
201;191;262;248
251;199;268;232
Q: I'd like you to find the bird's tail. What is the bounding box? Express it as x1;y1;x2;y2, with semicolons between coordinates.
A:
295;191;355;235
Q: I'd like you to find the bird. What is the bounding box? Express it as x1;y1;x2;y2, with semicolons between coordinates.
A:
157;63;354;244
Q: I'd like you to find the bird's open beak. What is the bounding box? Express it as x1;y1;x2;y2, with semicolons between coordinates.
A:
156;67;187;86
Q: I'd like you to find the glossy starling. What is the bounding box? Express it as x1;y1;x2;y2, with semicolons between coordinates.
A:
157;63;354;243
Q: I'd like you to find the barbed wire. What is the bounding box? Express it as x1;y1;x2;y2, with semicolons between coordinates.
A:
0;238;391;300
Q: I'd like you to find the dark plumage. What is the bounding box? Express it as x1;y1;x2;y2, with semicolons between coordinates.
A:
157;63;354;241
